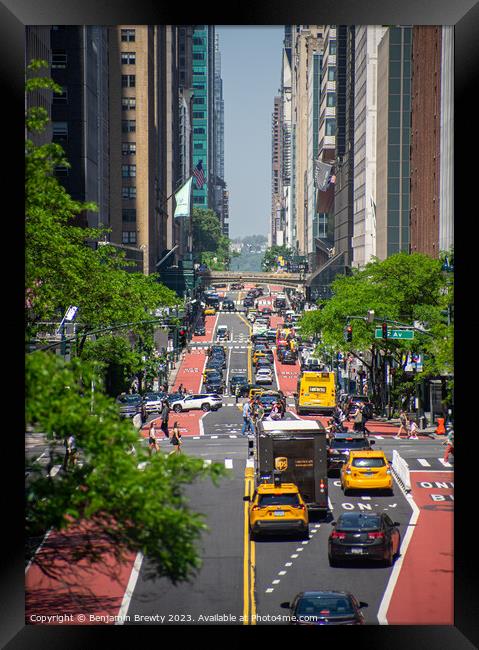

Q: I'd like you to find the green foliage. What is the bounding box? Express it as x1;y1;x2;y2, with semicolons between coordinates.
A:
26;352;227;582
299;253;453;409
261;245;293;271
193;208;232;270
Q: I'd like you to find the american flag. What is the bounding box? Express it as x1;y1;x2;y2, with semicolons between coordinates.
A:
193;160;205;189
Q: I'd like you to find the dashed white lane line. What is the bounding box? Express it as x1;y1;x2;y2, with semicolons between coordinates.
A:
278;571;287;576
272;579;280;585
291;554;299;559
266;588;274;593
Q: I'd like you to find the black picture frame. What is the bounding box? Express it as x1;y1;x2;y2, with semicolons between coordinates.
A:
5;0;475;647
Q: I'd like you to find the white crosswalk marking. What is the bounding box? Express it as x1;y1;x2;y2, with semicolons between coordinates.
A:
439;458;452;467
418;458;431;467
224;459;233;469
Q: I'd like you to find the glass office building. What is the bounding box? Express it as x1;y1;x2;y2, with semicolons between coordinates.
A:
191;26;214;209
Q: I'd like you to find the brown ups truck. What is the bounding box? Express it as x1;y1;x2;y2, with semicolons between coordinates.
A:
255;419;329;517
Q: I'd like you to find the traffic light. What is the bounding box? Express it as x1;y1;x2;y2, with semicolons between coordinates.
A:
344;324;353;343
178;328;187;347
381;322;388;339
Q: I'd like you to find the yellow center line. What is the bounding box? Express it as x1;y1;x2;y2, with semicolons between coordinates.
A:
243;469;256;624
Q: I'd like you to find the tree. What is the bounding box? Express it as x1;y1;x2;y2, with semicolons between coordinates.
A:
192;208;233;270
299;253;452;413
26;352;227;582
261;245;293;271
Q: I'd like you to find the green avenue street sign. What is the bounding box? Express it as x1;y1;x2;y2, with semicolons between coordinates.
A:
375;328;414;340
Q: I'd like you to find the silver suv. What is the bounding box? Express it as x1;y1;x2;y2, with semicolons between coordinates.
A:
169;393;223;413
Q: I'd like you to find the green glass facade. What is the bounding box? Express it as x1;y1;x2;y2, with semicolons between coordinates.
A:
192;27;210;207
386;27;411;257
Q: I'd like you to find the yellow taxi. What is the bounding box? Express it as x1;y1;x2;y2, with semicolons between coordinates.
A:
204;306;216;316
340;450;393;495
202;367;222;381
244;482;309;540
253;350;268;365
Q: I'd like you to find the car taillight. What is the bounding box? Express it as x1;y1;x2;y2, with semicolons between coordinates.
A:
252;505;261;511
298;504;305;510
331;531;346;540
368;531;385;539
319;480;326;491
345;466;352;475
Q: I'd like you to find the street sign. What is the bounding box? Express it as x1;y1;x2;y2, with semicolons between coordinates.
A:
375;328;414;340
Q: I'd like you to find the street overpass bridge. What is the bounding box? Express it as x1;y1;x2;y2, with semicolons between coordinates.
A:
197;270;304;290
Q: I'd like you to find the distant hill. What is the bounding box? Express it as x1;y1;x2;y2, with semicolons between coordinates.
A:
229;250;263;272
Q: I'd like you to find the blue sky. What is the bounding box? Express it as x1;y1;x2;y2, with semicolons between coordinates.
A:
216;26;284;239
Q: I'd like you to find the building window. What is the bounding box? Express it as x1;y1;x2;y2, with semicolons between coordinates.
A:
122;186;137;200
121;52;136;65
193;97;205;104
52;50;67;69
122;75;136;88
122;97;136;111
193;127;205;134
325;118;336;136
122;142;136;156
53;86;68;103
193;195;205;204
122;164;136;178
193;53;204;60
329;40;337;55
52;121;68;142
193;37;203;45
193;83;205;90
193;112;205;119
122;120;136;133
194;143;204;150
326;92;336;107
121;29;136;42
122;231;137;244
327;67;336;81
122;208;137;222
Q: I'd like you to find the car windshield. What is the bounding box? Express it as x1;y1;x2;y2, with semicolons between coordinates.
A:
330;438;370;449
352;457;386;468
118;395;142;404
231;376;247;384
144;393;164;401
296;596;354;618
336;514;381;530
258;494;300;507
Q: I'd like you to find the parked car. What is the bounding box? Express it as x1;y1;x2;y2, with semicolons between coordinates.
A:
143;391;168;414
255;368;273;385
206;355;226;370
243;297;255;308
208;345;226;356
328;512;401;567
281;591;367;625
116;394;146;421
169;393;223;413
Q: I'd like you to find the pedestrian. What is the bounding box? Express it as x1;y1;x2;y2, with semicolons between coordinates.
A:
269;401;281;420
353;406;364;432
241;400;252;435
64;434;77;470
395;410;409;439
178;383;184;395
235;384;241;404
168;422;182;455
148;420;160;454
160;400;170;438
279;395;286;418
408;419;419;439
442;427;454;462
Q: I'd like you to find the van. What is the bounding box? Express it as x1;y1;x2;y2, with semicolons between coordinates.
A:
295;371;336;415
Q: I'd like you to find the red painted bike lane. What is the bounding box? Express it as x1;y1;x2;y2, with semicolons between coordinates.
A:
385;472;453;624
25;316;218;625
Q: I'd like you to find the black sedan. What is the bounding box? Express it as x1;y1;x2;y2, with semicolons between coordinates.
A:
204;379;224;395
281;350;297;365
281;591;367;625
222;299;235;312
243;298;255;308
327;433;375;473
194;324;206;336
328;512;401;567
230;375;249;394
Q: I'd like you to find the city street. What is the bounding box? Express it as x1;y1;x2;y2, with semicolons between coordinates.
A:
25;284;453;626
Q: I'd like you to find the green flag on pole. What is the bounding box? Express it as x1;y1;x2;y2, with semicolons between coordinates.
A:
174;177;193;218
